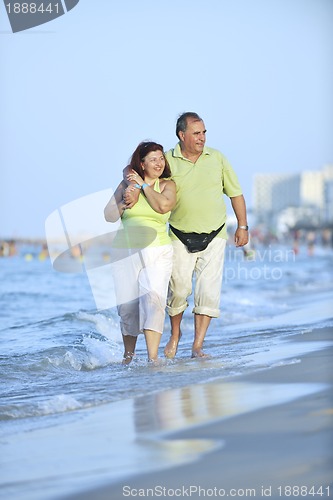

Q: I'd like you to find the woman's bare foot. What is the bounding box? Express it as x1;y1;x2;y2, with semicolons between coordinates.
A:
122;352;135;365
164;332;182;359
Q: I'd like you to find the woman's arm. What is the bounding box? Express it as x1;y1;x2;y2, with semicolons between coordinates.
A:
124;169;176;214
142;180;176;214
104;181;127;222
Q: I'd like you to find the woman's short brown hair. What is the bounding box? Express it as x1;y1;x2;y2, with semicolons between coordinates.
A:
129;141;171;179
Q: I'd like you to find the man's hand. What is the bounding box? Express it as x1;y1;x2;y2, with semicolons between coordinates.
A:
123;186;140;209
230;195;249;247
234;227;249;247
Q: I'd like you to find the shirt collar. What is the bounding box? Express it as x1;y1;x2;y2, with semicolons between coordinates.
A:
173;142;210;159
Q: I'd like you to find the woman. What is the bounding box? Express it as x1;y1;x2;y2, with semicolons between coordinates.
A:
104;141;176;364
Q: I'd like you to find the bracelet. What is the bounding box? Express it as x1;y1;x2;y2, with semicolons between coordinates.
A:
141;183;149;190
238;225;249;230
133;183;141;189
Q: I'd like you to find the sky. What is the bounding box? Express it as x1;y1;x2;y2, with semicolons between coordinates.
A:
1;0;332;239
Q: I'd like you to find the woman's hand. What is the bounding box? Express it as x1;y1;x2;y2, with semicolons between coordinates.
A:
126;169;144;186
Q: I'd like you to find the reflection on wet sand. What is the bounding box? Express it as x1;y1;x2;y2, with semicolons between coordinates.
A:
134;380;326;435
1;378;326;500
129;379;325;470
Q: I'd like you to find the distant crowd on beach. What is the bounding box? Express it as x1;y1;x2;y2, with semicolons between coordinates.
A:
0;239;17;257
0;239;49;260
1;226;333;261
225;224;333;258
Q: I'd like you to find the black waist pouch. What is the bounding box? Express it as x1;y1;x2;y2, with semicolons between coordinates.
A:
169;223;225;253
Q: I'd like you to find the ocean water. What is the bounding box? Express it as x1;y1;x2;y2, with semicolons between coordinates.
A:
1;242;333;499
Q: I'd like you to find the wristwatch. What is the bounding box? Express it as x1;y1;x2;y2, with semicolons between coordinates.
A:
238;225;249;230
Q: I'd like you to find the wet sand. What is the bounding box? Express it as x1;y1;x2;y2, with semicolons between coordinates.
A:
65;327;333;500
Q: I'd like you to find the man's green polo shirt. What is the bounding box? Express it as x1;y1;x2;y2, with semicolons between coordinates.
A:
165;143;243;239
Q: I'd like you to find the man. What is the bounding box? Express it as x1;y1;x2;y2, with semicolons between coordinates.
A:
163;112;248;358
124;112;248;358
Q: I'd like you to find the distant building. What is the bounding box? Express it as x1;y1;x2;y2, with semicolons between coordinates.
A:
324;179;333;223
271;174;300;212
300;170;324;209
253;173;295;225
253;164;333;232
323;165;333;224
276;206;321;234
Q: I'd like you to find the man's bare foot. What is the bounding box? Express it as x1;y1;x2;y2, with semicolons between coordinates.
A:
122;352;134;365
191;349;209;358
164;333;182;359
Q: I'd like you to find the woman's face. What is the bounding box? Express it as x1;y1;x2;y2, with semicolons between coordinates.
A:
141;150;166;178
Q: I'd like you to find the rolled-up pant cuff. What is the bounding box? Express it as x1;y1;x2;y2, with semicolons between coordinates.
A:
166;304;188;317
192;306;220;318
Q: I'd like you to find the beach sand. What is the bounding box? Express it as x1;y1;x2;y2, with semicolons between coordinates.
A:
64;326;333;500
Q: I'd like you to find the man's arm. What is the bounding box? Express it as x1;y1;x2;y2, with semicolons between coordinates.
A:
123;165;140;208
230;195;249;247
104;181;127;222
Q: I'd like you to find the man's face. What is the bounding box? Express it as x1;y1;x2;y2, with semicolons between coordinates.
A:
179;119;206;156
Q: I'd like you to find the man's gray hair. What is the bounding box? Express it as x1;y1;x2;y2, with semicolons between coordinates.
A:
176;112;203;139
